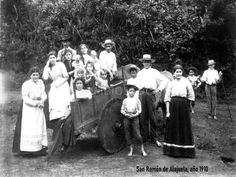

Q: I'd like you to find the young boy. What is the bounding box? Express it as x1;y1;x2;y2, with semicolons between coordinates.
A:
201;60;222;119
99;39;117;77
121;84;147;156
126;64;140;98
187;67;201;113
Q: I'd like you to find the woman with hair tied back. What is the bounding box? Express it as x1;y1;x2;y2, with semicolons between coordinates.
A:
43;51;71;122
163;64;196;158
12;66;48;156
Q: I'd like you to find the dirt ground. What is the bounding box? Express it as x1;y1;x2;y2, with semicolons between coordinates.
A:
0;71;236;177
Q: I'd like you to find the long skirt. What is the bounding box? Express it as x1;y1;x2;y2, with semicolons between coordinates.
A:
163;97;195;158
52;114;76;148
12;101;48;153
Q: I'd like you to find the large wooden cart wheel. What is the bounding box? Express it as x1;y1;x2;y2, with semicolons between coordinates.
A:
98;98;126;154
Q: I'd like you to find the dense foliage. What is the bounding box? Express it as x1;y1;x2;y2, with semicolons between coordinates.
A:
1;0;235;78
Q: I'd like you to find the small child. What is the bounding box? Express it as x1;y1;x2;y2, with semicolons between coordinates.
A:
74;67;85;79
121;84;147;156
126;64;140;98
187;67;201;113
71;78;92;101
90;50;101;73
72;55;84;70
85;61;97;92
96;69;113;90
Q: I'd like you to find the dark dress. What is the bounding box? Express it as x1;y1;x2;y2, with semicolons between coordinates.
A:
163;77;195;158
63;60;73;84
12;101;23;153
85;74;96;93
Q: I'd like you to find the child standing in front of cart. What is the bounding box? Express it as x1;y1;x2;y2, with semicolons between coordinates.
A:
121;84;147;156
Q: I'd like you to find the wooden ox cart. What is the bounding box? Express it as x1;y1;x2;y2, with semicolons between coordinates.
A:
48;65;173;157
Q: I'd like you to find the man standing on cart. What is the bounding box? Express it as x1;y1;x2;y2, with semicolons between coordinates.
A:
137;54;168;146
57;34;77;62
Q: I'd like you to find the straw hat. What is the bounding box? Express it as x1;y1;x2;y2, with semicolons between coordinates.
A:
127;64;140;73
102;39;115;48
125;84;139;91
188;66;198;73
139;54;155;63
207;60;215;66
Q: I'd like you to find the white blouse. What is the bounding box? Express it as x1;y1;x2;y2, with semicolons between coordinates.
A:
164;77;195;102
43;62;68;82
22;79;47;107
72;89;92;100
187;75;201;87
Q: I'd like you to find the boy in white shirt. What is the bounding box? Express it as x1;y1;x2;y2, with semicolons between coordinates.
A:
201;60;222;119
99;39;117;77
121;84;147;156
126;64;140;98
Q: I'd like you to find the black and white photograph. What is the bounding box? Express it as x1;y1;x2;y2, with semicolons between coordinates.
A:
0;0;236;176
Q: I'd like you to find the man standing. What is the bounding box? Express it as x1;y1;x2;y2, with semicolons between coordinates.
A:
57;34;77;62
201;60;222;120
137;54;168;146
99;39;117;77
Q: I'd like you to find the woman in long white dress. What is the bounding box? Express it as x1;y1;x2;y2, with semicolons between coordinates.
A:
43;51;71;121
12;67;48;155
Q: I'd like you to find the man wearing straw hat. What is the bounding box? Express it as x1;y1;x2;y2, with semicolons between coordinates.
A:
137;54;168;146
201;59;222;120
57;34;77;62
99;39;117;77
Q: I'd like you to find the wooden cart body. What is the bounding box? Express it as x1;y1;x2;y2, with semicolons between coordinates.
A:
71;81;125;136
70;80;126;153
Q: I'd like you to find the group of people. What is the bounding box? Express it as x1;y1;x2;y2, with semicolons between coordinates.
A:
120;55;222;158
12;37;223;159
12;38;118;155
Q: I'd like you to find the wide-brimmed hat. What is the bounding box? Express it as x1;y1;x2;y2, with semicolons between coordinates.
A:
188;66;198;73
139;54;155;63
102;39;115;48
127;64;140;73
208;60;215;66
125;84;139;91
